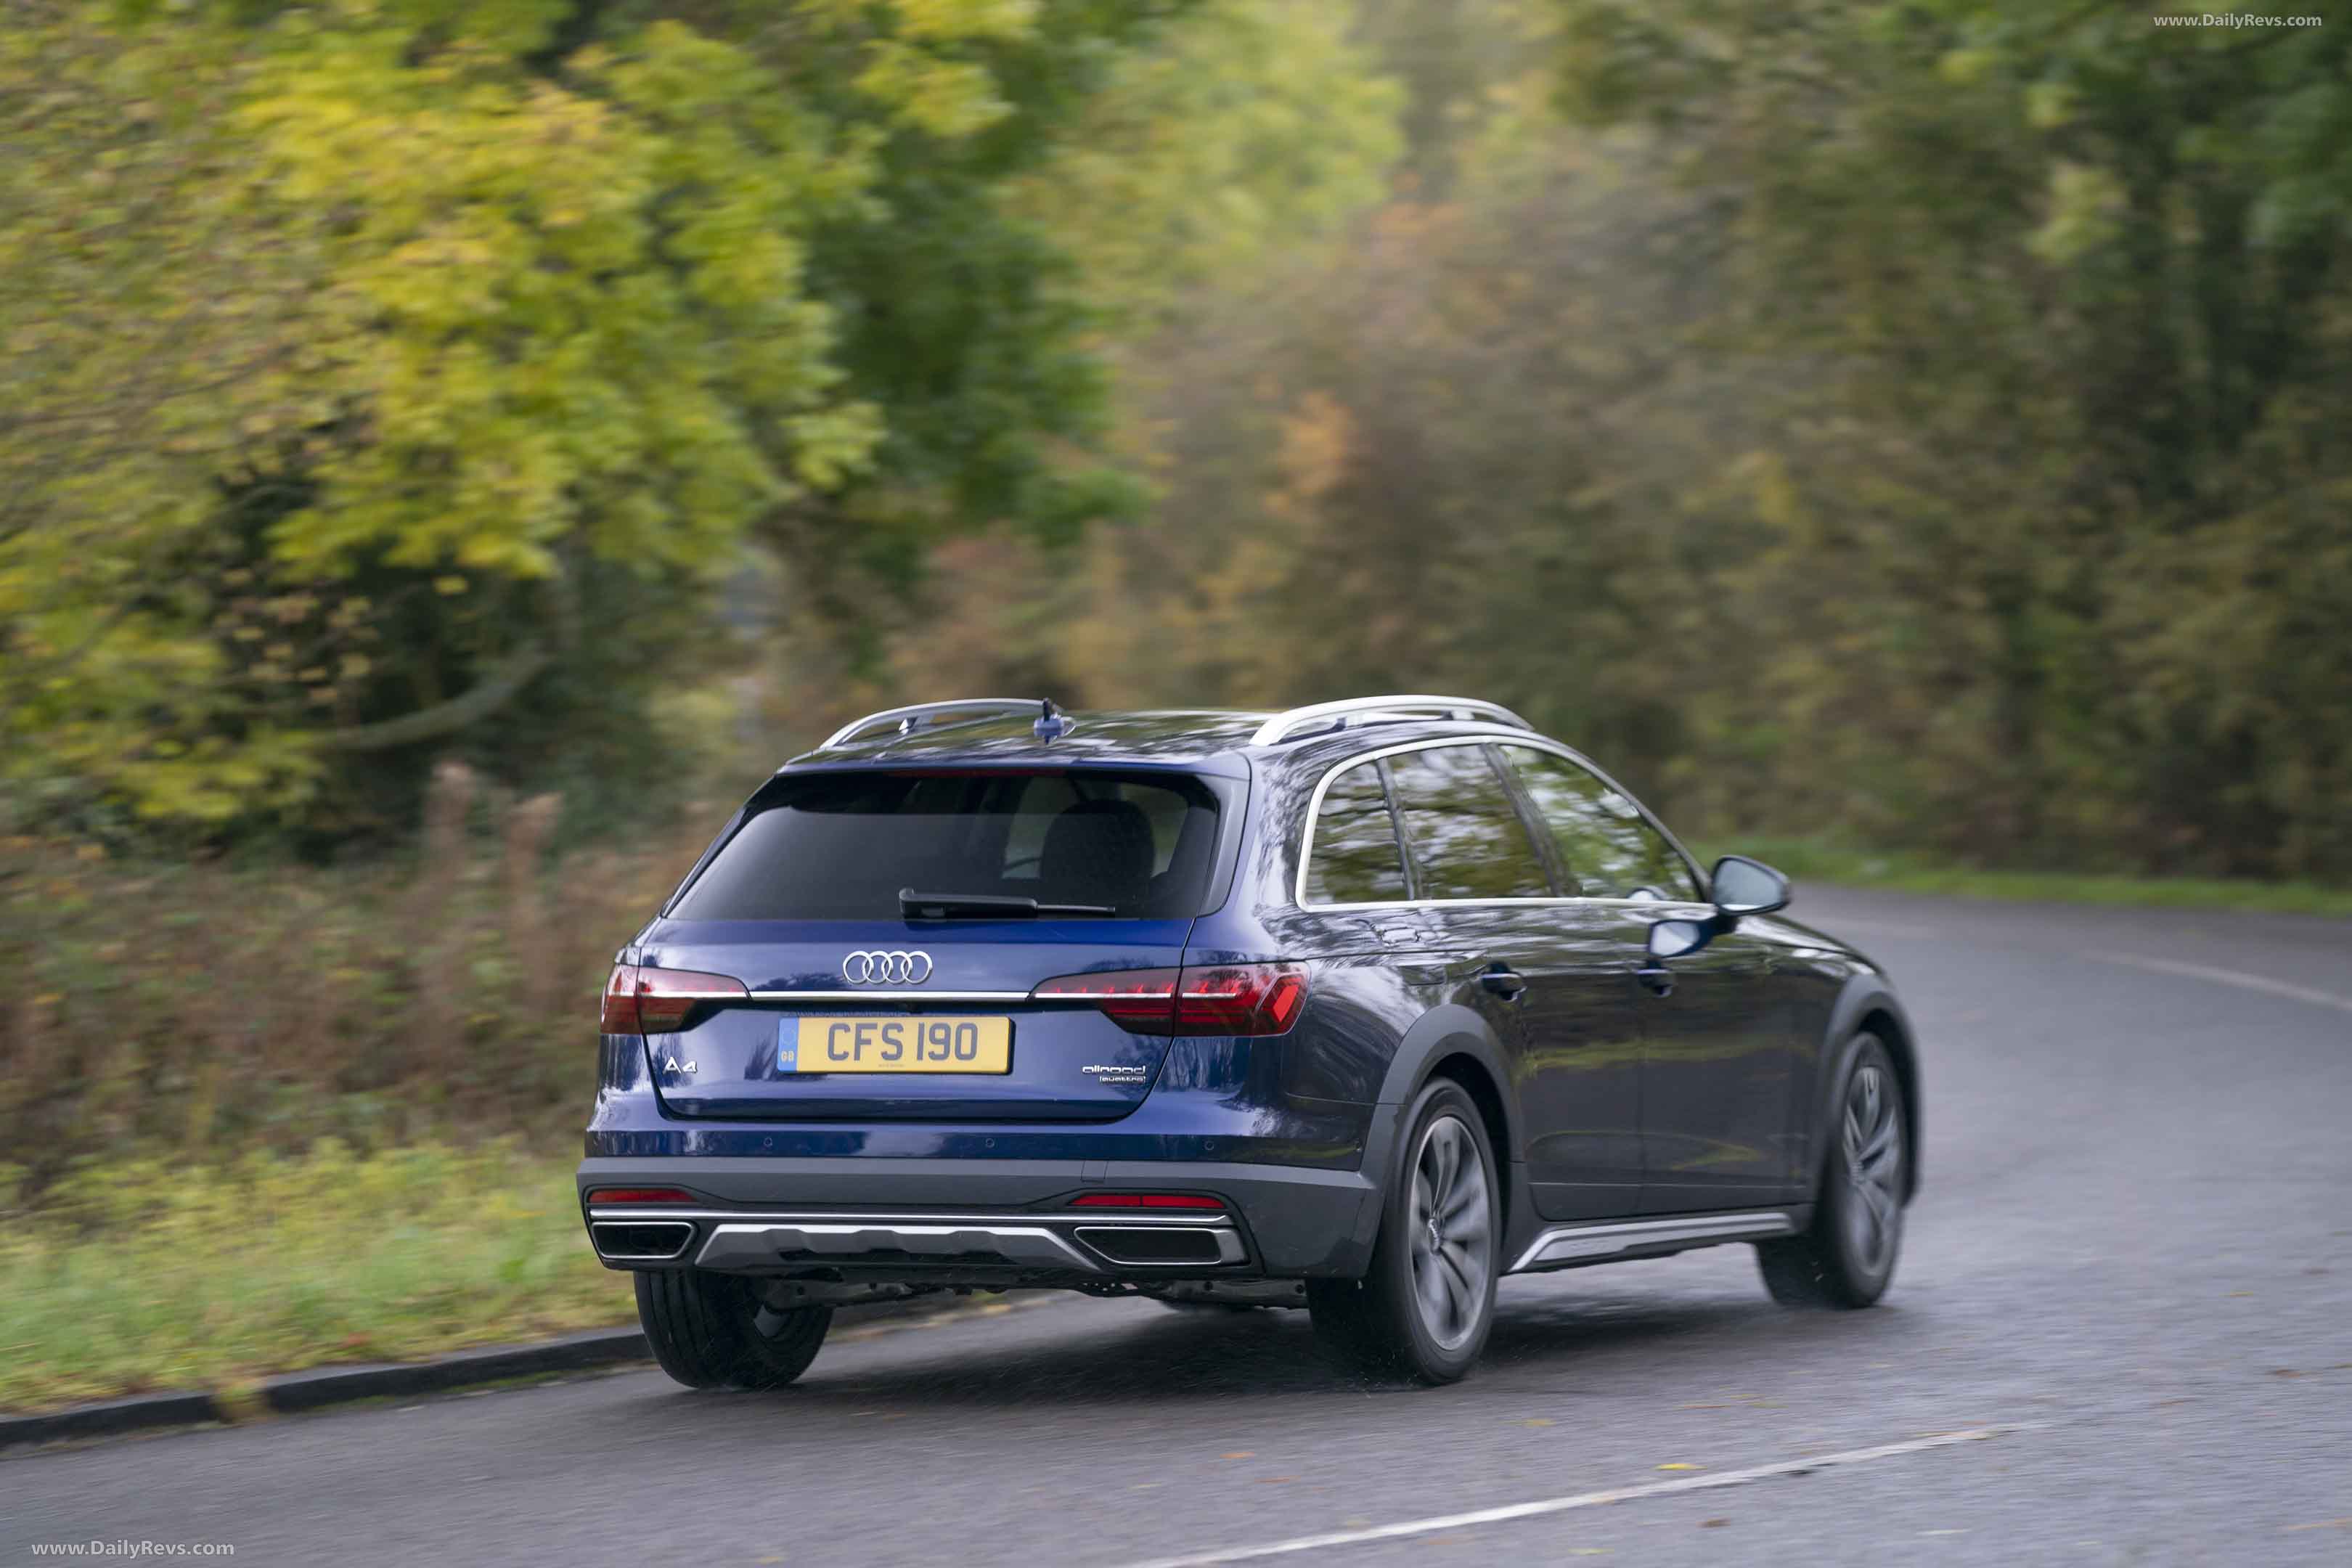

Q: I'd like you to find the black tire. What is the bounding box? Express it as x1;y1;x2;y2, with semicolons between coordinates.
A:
1309;1078;1499;1384
1758;1033;1907;1309
634;1270;833;1389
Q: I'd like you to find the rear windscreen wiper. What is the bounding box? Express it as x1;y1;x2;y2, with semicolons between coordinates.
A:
898;888;1116;919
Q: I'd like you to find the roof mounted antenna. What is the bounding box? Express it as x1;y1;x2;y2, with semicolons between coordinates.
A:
1033;699;1070;742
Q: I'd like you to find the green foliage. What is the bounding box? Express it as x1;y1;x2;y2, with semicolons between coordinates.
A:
12;0;2345;883
849;1;2352;881
1013;0;1406;319
1707;838;2352;920
1;0;1212;835
0;1140;626;1413
0;765;711;1185
1536;0;2352;875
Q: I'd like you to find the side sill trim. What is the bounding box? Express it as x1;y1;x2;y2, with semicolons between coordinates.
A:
1508;1211;1797;1274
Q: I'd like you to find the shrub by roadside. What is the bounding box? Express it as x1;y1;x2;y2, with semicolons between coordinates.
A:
1;766;717;1194
0;1140;631;1415
1723;838;2352;918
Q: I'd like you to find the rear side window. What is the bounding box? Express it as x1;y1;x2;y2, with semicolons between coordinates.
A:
671;770;1222;920
1386;745;1551;900
1302;759;1409;905
1503;746;1699;900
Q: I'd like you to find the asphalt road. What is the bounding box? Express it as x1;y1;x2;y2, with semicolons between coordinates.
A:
7;889;2350;1566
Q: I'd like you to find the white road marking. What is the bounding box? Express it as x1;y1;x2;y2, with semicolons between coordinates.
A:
2088;951;2352;1016
1113;1425;2038;1568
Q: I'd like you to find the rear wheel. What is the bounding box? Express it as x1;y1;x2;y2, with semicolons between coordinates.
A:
1310;1079;1498;1384
634;1270;833;1389
1758;1034;1906;1308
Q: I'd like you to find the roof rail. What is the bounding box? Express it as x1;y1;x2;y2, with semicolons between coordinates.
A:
822;698;1054;750
1249;695;1534;748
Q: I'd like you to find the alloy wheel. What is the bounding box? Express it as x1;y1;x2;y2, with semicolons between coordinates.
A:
1408;1113;1493;1350
1842;1062;1904;1275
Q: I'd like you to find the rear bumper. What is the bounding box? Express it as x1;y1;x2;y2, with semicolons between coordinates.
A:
576;1155;1379;1279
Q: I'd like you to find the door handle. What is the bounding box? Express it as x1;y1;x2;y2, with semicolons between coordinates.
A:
1479;964;1528;1001
1633;960;1675;998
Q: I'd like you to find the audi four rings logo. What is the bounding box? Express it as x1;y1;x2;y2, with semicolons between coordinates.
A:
841;950;934;985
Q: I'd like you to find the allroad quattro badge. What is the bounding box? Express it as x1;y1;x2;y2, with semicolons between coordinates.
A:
842;950;934;984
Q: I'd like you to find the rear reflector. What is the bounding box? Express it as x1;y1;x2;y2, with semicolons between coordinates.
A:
1032;963;1308;1036
600;965;748;1034
586;1187;695;1206
1070;1193;1226;1210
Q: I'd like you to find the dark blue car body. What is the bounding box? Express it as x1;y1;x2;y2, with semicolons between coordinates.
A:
581;698;1921;1385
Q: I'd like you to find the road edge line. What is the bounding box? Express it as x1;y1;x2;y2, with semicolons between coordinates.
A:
2086;950;2352;1016
1113;1424;2042;1568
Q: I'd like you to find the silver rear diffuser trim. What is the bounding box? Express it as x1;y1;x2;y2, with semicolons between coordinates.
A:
589;1208;1245;1275
698;1219;1096;1273
1509;1211;1797;1274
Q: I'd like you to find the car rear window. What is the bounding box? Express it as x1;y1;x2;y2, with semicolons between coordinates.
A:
669;769;1224;920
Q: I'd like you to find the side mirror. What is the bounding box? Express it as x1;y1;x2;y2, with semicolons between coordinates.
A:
1709;854;1791;918
1646;918;1710;960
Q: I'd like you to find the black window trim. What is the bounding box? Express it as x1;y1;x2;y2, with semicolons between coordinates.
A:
1482;741;1577;899
1375;754;1420;902
1293;732;1708;912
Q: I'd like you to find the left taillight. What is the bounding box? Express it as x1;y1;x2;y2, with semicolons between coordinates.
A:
1032;962;1309;1037
600;964;747;1034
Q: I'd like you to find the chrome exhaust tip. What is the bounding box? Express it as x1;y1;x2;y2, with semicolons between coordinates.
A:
1074;1225;1244;1267
591;1220;695;1262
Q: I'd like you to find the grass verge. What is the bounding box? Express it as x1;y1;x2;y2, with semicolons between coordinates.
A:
0;1141;632;1416
1727;837;2352;918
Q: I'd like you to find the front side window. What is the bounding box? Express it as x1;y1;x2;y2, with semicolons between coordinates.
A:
1302;758;1410;905
671;769;1222;920
1385;744;1551;900
1503;746;1699;900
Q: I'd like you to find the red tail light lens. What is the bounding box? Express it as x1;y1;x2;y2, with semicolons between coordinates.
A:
1176;963;1309;1034
585;1187;695;1206
600;964;747;1034
1069;1193;1226;1210
1032;963;1308;1036
1030;967;1182;1028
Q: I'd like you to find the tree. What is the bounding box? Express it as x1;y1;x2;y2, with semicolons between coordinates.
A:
1551;0;2352;873
2;0;1200;835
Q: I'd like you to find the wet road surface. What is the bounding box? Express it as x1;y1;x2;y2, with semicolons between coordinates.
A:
7;889;2349;1565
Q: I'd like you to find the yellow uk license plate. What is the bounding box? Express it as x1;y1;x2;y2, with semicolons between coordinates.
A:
782;1016;1013;1074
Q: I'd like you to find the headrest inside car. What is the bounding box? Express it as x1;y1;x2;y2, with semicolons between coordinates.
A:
1040;799;1156;906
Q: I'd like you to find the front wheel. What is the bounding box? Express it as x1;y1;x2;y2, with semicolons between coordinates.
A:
1758;1033;1907;1308
1310;1078;1498;1384
635;1270;833;1389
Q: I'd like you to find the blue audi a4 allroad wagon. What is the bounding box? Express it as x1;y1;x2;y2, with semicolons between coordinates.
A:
580;695;1919;1387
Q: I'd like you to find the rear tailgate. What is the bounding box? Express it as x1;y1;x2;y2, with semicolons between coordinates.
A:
632;918;1189;1122
619;759;1238;1122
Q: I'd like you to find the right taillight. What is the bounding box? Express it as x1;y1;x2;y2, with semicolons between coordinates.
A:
1033;963;1308;1037
600;964;747;1034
